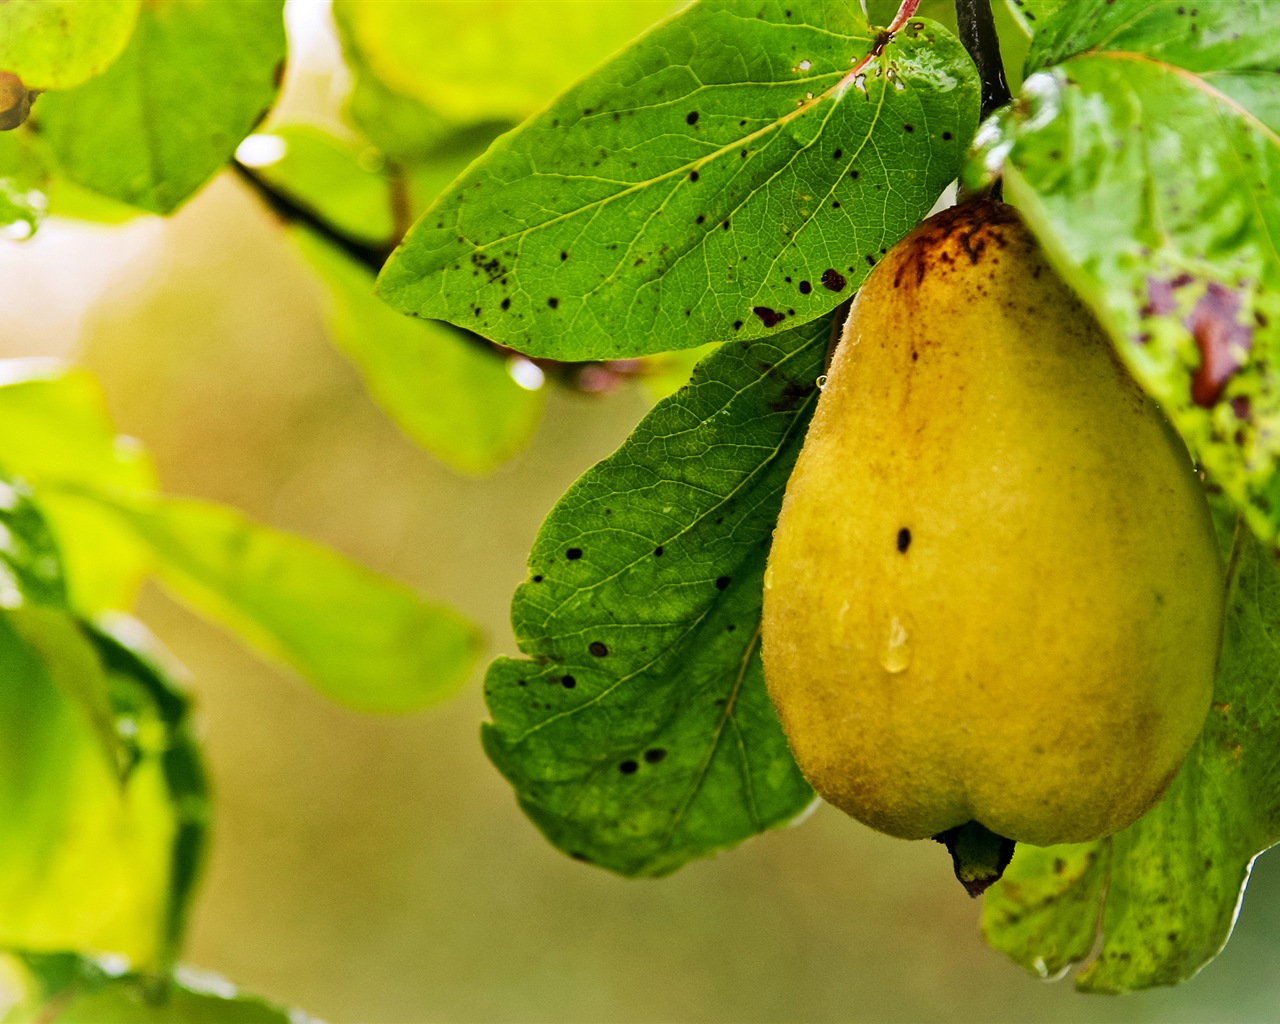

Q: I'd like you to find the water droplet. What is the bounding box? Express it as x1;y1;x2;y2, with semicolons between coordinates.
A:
507;356;545;391
880;616;911;673
235;133;287;167
1;219;33;241
815;374;828;390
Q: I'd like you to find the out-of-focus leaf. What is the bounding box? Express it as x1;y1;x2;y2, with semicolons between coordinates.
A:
1022;0;1278;75
0;363;480;713
965;0;1280;544
377;3;979;360
246;124;394;248
293;229;542;476
345;66;447;165
9;958;308;1024
1003;0;1068;37
44;173;144;225
50;974;304;1024
0;1;139;91
0;474;67;610
333;0;674;123
0;465;124;786
88;620;208;963
984;519;1280;991
484;317;827;876
331;6;449;164
35;0;285;214
14;608;120;782
403;120;513;214
86;493;481;714
0;362;157;613
0;610;184;967
0;132;47;240
640;343;718;403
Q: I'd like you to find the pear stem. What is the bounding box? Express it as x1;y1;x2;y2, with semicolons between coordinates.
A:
955;0;1012;121
935;821;1016;897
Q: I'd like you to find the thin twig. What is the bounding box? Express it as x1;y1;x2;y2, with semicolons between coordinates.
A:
231;160;393;271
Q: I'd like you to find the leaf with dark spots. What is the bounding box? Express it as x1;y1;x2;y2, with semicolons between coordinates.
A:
820;268;847;292
1187;283;1251;407
1142;275;1183;317
967;0;1280;546
377;1;979;361
482;316;829;876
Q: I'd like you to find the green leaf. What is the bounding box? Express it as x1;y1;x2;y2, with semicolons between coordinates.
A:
344;65;449;165
330;4;451;164
293;228;543;476
35;0;285;214
0;132;47;241
402;120;515;215
0;1;139;90
87;620;209;964
44;173;145;225
49;973;302;1024
640;342;719;403
964;1;1280;544
1003;0;1068;38
9;958;305;1024
377;2;979;361
333;0;675;123
0;475;67;610
0;465;121;782
0;610;195;968
0;364;482;713
983;519;1280;991
484;315;827;876
1023;0;1279;75
88;493;481;714
0;363;157;614
245;124;395;248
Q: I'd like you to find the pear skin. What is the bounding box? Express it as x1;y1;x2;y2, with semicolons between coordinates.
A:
761;200;1224;848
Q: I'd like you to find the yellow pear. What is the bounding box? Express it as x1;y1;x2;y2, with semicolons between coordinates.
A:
761;200;1224;865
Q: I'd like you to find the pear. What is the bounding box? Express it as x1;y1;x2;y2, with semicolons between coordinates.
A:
761;200;1224;879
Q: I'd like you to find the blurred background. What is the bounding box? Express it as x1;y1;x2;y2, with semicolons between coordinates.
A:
2;2;1279;1022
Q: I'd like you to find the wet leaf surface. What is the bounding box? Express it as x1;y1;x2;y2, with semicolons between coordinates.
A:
484;316;830;875
379;1;978;360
